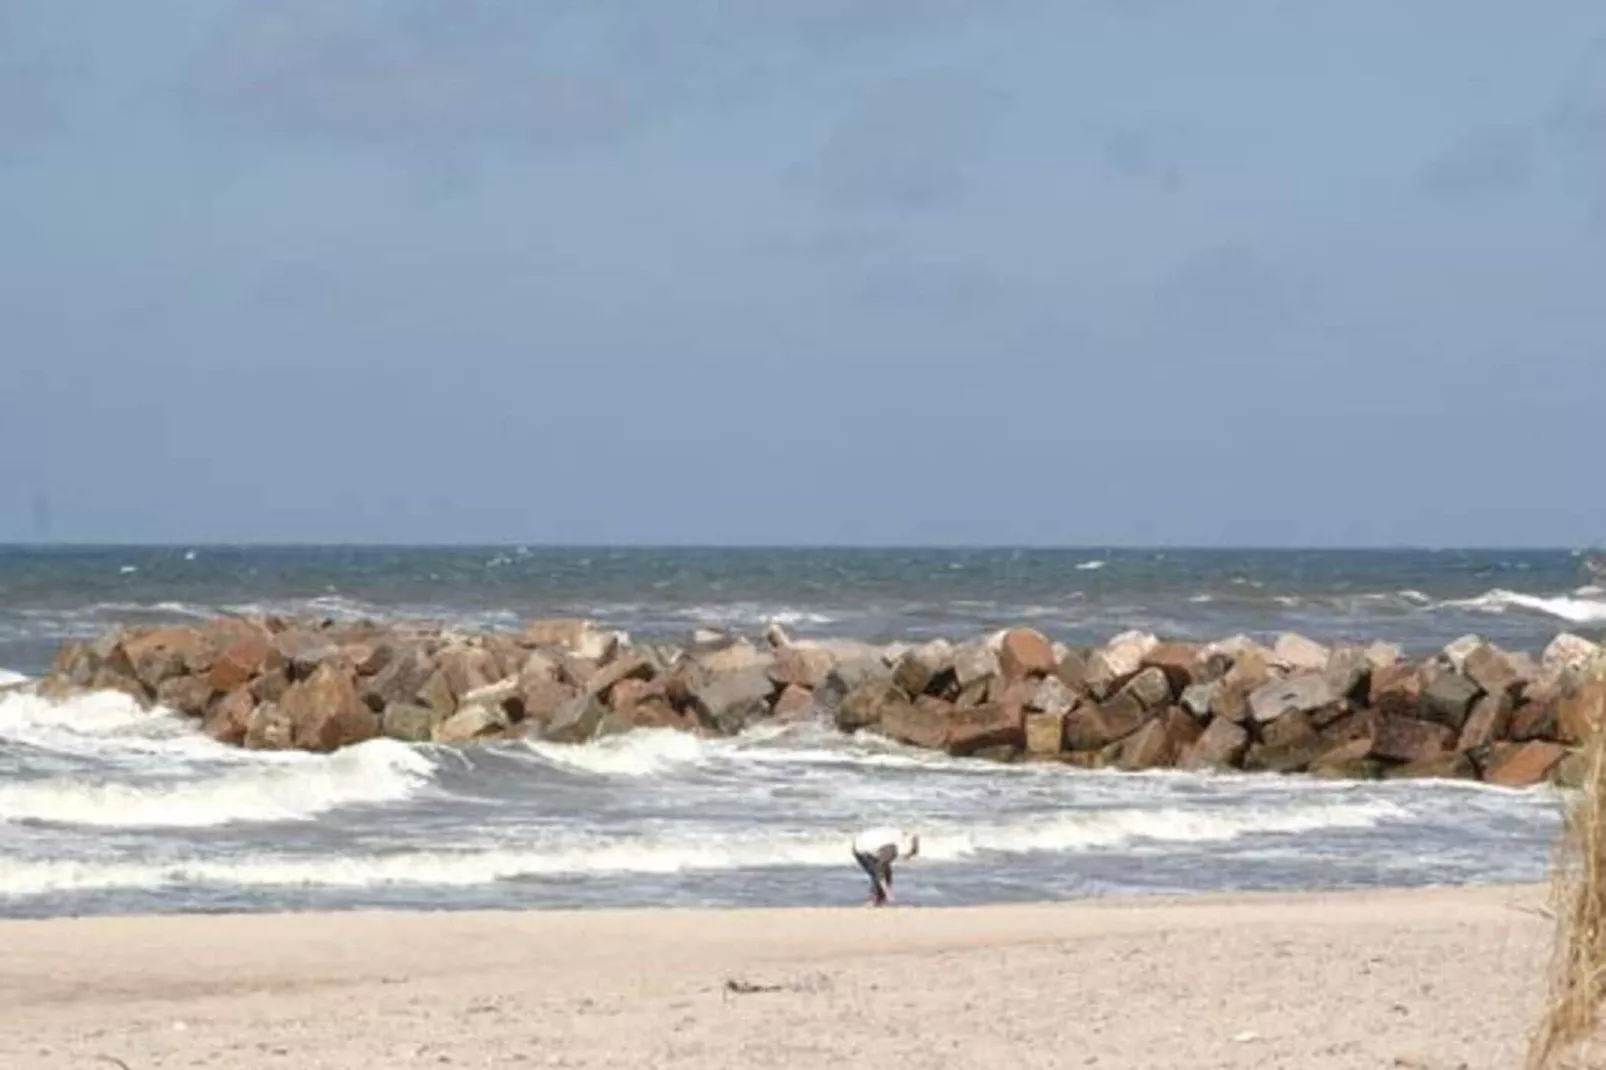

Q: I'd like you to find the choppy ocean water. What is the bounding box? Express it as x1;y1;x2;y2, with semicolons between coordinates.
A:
0;546;1596;918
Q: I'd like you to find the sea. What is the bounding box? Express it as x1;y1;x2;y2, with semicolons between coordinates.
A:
1;545;1601;920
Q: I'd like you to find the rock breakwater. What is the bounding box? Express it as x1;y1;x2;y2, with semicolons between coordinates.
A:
30;616;1606;788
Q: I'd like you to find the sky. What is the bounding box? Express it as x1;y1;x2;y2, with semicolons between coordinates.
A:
1;1;1604;547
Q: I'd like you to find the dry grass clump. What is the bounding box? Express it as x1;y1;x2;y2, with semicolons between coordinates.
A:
1528;674;1606;1070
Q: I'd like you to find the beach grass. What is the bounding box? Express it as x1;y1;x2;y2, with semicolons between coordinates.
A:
1528;671;1606;1070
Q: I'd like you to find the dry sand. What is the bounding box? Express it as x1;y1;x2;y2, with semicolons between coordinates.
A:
0;885;1554;1069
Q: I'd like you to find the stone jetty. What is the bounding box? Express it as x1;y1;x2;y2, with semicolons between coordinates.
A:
31;616;1606;788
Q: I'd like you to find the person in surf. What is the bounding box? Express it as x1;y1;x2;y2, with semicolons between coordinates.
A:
851;826;919;907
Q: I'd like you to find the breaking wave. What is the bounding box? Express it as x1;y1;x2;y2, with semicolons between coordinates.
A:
1445;589;1606;625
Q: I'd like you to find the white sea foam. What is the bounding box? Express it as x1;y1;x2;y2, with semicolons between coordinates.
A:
1074;560;1106;571
522;730;713;778
0;668;29;689
0;799;1407;897
1446;589;1606;625
0;739;436;828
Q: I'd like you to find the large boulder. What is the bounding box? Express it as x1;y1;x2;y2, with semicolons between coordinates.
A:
1458;694;1514;751
1508;701;1557;743
205;687;256;745
1115;708;1200;771
432;703;509;744
1482;741;1570;788
877;696;948;751
1462;644;1524;698
1140;643;1198;692
1441;634;1484;674
1322;646;1371;702
206;621;274;693
381;703;440;743
1543;634;1601;678
361;647;436;713
437;645;501;702
544;693;608;744
1084;631;1157;699
1370;716;1456;764
1118;667;1174;712
694;640;770;676
1179;681;1219;719
1063;693;1147;751
771;646;836;691
837;680;911;732
772;684;817;722
124;627;209;694
155;674;215;719
1028;676;1078;716
945;704;1025;756
1271;633;1330;673
1055;648;1090;693
998;628;1056;680
1024;711;1066;756
890;640;954;696
817;658;890;709
280;663;379;752
1370;663;1423;718
685;666;775;734
1247;673;1337;724
951;642;1000;689
1557;678;1606;746
243;701;292;750
1419;673;1482;730
1179;717;1249;771
1209;651;1272;723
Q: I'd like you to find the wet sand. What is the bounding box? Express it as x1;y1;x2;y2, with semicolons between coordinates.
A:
0;884;1552;1070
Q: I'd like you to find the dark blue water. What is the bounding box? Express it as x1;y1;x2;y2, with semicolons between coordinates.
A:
1;546;1601;676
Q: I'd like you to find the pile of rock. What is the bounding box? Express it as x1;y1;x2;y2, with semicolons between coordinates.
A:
33;616;1606;788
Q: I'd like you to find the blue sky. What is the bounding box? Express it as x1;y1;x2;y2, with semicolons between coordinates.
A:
2;1;1603;546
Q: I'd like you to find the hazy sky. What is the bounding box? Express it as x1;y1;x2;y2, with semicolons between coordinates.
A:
2;1;1604;546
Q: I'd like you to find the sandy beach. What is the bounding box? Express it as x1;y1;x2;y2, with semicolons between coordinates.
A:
0;884;1554;1070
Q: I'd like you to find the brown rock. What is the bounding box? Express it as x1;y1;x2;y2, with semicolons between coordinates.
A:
998;628;1056;680
1247;673;1337;724
1064;693;1147;751
1262;709;1319;751
1055;649;1090;693
432;703;508;744
1179;717;1249;770
124;627;208;693
437;645;500;702
280;664;379;752
773;684;817;722
1210;651;1271;724
155;674;215;718
1272;632;1331;672
1370;663;1423;718
952;643;1000;688
1024;711;1066;756
1458;693;1514;751
586;653;654;699
51;640;90;680
1557;678;1606;746
545;693;607;743
1308;737;1379;779
205;687;256;745
1462;644;1523;698
1323;646;1371;702
206;622;274;692
878;696;948;751
1508;702;1557;743
771;646;836;691
686;666;775;734
250;667;292;705
1084;632;1157;699
361;648;436;712
1482;741;1569;788
418;669;457;718
609;677;668;713
519;677;579;728
1119;667;1174;712
1371;716;1455;764
945;703;1025;756
1114;708;1201;771
838;681;910;732
1140;643;1198;692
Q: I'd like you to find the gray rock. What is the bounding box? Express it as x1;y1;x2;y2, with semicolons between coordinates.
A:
1029;676;1077;717
1247;674;1338;724
545;693;608;744
381;703;439;743
819;658;891;708
686;666;775;735
1420;672;1482;730
1271;633;1331;673
1118;667;1173;711
952;643;999;688
1180;681;1220;719
1323;646;1371;701
432;703;509;744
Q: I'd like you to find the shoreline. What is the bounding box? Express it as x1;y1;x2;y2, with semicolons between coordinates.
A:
0;884;1555;1069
